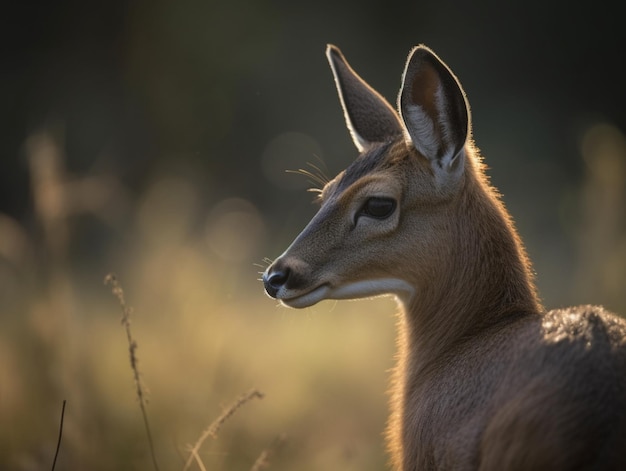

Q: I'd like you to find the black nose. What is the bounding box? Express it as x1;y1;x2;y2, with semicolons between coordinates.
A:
263;266;290;298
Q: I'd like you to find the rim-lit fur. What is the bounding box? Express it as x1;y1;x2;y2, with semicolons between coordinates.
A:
263;45;626;470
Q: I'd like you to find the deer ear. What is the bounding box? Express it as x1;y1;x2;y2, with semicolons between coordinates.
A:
327;45;403;152
399;46;469;174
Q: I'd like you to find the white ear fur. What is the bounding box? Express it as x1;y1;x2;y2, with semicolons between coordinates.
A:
327;45;403;151
398;46;470;177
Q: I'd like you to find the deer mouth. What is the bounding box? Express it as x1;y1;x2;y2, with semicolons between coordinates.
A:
280;278;416;308
279;284;331;309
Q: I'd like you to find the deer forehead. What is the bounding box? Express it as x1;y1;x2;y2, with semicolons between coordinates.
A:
320;140;451;210
321;142;406;198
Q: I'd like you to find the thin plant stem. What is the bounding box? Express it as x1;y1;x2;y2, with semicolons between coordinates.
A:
51;400;66;471
183;389;264;471
105;273;159;471
250;434;287;471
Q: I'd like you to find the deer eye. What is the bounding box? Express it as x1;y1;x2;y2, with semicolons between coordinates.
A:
357;197;396;220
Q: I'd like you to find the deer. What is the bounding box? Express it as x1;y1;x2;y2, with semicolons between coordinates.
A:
262;44;626;470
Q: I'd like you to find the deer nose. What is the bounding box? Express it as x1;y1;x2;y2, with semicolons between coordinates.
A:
263;266;290;298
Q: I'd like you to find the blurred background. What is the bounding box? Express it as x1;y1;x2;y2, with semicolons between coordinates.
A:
1;0;625;469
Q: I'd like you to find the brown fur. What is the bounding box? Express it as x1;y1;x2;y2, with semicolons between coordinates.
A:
386;141;626;470
263;45;626;470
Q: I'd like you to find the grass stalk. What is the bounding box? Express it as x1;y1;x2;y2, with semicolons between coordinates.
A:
105;273;159;471
250;434;287;471
183;389;264;471
51;400;66;471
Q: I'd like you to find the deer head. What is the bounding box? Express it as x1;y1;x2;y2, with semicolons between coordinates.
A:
262;45;471;309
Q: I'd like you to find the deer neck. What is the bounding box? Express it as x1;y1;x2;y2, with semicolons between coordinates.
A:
399;154;542;372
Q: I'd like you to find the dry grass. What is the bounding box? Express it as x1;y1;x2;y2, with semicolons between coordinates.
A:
250;434;288;471
51;400;66;471
105;273;275;471
105;273;160;471
183;389;265;471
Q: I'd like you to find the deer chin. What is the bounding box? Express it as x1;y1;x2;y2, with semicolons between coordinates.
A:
280;278;415;309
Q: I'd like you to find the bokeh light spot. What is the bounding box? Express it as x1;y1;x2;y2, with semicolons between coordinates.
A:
205;198;266;263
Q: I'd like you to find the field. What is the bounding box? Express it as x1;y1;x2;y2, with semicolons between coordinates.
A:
1;132;400;470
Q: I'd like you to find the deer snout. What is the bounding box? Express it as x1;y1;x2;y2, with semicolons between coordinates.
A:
263;257;317;301
263;265;291;298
